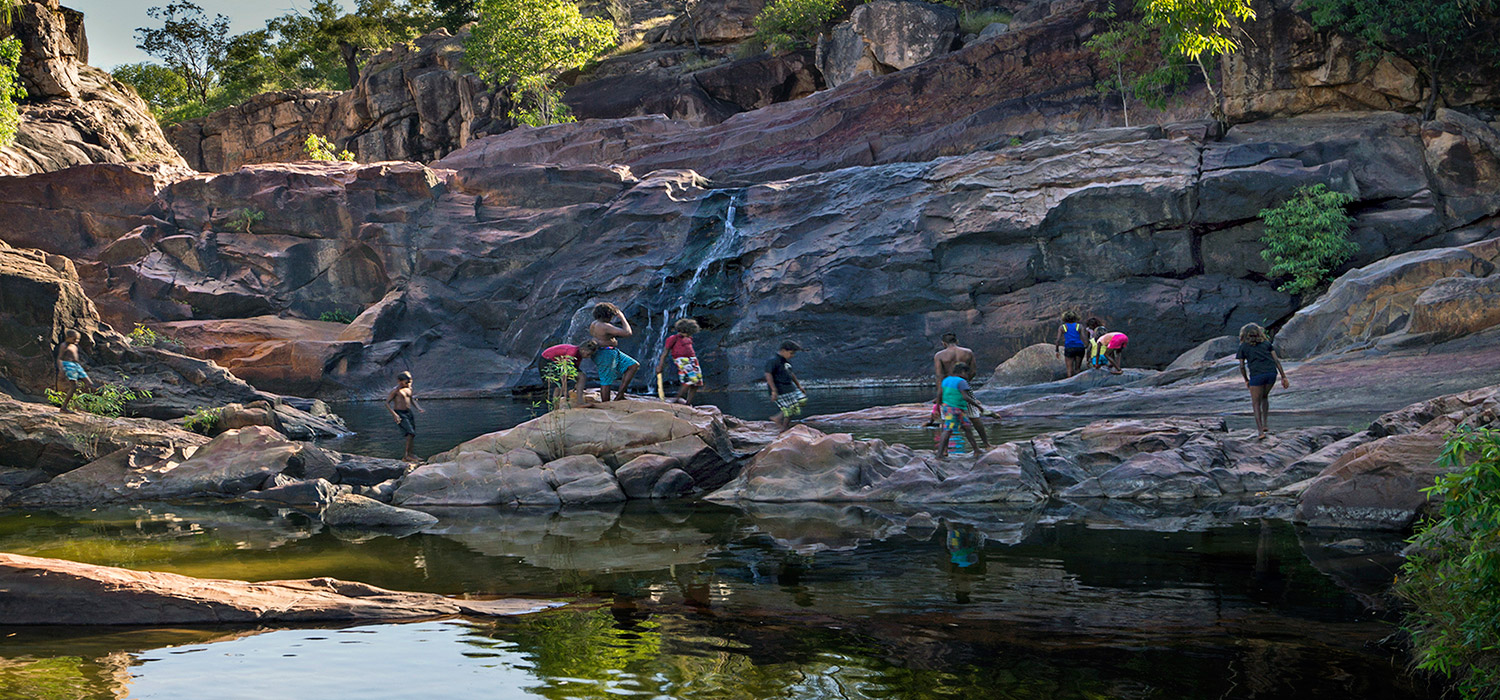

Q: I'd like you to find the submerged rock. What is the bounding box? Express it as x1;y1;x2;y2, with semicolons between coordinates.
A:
0;552;552;625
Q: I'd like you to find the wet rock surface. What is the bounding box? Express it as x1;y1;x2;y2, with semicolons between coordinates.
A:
0;552;553;625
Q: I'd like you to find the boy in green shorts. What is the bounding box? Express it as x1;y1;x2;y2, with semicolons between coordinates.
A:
764;341;806;432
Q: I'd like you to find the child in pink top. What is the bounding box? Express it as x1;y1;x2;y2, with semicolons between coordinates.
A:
541;340;597;407
655;319;704;405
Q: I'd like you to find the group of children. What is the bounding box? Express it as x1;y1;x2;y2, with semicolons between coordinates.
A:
1053;311;1129;377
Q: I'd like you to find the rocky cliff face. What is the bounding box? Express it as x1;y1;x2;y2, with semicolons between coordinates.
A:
0;1;186;176
4;108;1496;399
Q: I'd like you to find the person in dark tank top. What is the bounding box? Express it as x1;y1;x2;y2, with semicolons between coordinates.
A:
1236;323;1290;439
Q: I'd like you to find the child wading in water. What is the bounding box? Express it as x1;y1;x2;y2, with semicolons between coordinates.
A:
54;329;89;413
1236;323;1290;439
656;319;704;405
1054;311;1087;377
540;340;598;408
764;341;807;432
589;303;640;402
936;362;995;459
385;371;424;462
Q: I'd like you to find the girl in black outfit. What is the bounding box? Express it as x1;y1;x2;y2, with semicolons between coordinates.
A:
1236;323;1290;439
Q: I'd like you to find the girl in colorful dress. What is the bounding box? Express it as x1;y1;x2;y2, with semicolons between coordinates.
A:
656;319;705;405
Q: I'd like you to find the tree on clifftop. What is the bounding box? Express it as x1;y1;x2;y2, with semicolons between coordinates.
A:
465;0;617;126
1140;0;1255;120
1305;0;1499;120
135;1;231;106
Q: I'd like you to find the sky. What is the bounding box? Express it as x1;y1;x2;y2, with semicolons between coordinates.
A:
68;0;358;70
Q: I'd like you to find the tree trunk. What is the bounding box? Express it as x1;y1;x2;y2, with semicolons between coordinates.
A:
339;41;360;87
1195;55;1222;123
1423;67;1439;121
1117;63;1130;127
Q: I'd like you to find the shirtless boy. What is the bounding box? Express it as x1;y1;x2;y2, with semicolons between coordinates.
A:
932;333;990;445
54;329;89;413
385;371;424;462
589;302;640;401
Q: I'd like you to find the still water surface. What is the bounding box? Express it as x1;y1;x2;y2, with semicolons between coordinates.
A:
0;501;1436;700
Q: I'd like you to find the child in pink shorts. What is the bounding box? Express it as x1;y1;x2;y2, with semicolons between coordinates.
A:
1103;332;1129;374
655;319;704;405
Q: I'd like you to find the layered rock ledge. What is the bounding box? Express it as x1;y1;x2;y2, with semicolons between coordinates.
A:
0;552;555;625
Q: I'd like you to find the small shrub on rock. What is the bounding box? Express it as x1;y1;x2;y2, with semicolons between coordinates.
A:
1398;426;1500;700
127;323;181;348
0;36;26;148
46;384;152;418
319;309;358;324
183;406;223;435
304;134;355;161
753;0;845;52
1257;183;1358;295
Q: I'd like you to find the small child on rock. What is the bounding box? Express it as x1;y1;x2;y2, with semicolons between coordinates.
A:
656;318;704;405
54;329;89;413
385;371;424;463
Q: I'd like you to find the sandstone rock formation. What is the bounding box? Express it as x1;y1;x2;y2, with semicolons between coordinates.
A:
0;239;345;437
817;0;959;88
710;417;1351;502
321;493;438;529
392;399;745;506
1293;385;1500;530
0;2;186;175
7;417;407;507
1277;237;1500;359
987;342;1068;386
7;109;1500;398
0;552;552;625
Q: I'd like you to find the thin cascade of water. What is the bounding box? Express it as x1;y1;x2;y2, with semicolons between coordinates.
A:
646;192;743;376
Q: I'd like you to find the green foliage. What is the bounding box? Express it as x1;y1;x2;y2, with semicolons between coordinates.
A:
111;62;191;114
183;406;222;435
135;2;232;106
126;323;181;348
753;0;844;52
228;208;264;233
466;0;617;88
304;133;355;161
433;0;478;30
319;309;358;324
1398;426;1500;700
1257;184;1358;295
0;36;24;149
1139;0;1255;118
1305;0;1499;120
46;384;153;418
509;76;575;127
1084;2;1192;125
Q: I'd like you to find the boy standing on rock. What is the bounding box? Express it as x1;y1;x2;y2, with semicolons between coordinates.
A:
589;302;640;402
54;329;89;413
936;362;995;459
932;333;990;447
386;371;424;463
764;341;807;432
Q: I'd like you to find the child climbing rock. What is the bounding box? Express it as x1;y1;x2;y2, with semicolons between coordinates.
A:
655;318;704;405
385;371;424;463
1054;311;1087;378
540;339;597;408
54;329;89;413
764;341;807;432
589;302;640;402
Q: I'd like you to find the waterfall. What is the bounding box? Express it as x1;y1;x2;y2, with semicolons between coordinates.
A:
645;192;743;375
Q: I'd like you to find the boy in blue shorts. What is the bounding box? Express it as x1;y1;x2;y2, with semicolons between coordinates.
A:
589;302;640;401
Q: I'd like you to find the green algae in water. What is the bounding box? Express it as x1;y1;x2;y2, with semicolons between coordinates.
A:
0;502;1441;699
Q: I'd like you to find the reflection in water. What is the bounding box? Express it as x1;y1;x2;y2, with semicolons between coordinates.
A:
0;501;1439;699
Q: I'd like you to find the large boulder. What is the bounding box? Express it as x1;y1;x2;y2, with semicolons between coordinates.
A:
393;401;736;506
1165;336;1239;370
987;342;1067;386
1408;273;1500;341
1278;239;1500;359
321;493;439;529
1295;385;1500;530
817;0;960;88
0;552;550;625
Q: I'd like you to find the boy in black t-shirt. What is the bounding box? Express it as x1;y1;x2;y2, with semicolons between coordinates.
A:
764;341;806;432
